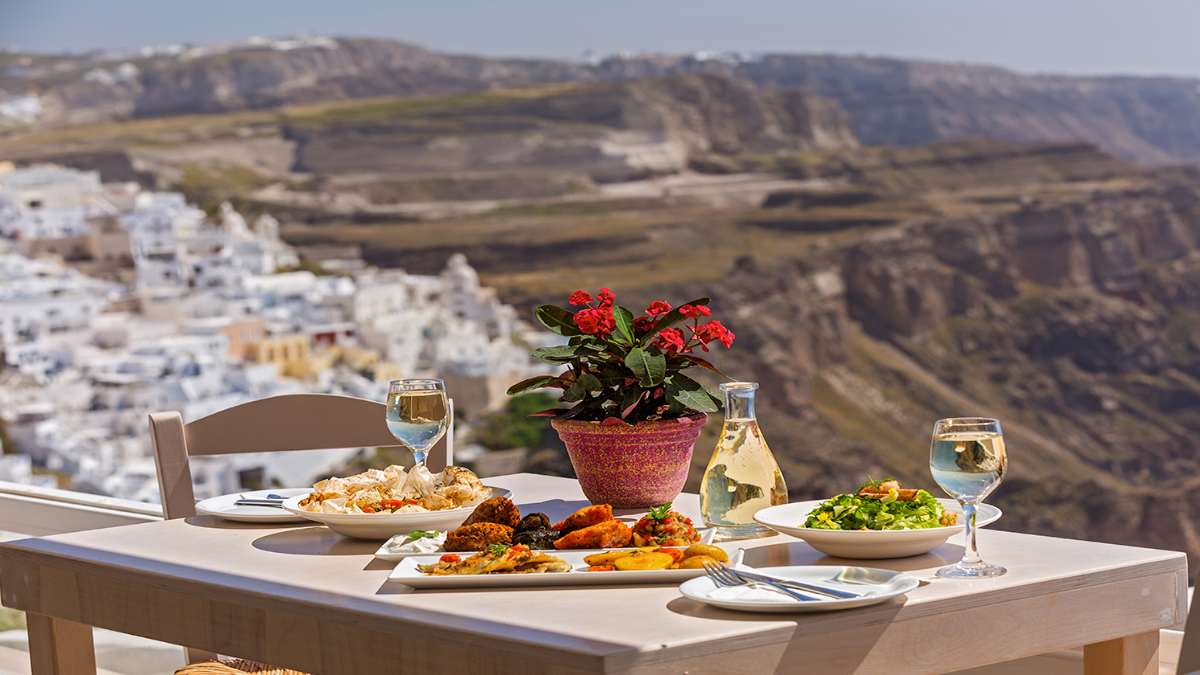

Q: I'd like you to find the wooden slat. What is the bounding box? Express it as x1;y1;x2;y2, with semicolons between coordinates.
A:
149;411;196;520
25;613;96;675
184;394;400;455
1176;569;1200;675
1084;631;1159;675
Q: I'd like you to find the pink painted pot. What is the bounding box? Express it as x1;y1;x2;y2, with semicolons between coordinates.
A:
551;414;708;508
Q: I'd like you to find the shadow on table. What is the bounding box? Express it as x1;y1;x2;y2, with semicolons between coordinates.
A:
184;515;309;530
251;527;377;556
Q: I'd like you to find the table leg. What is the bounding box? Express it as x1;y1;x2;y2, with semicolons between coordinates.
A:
1084;631;1160;675
26;613;96;675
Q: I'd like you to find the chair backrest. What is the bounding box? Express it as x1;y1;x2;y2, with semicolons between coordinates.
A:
148;393;454;520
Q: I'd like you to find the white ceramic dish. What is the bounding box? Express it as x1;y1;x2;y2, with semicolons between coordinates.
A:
374;527;716;561
282;486;511;540
753;498;1002;559
678;564;919;613
389;546;743;588
195;488;311;523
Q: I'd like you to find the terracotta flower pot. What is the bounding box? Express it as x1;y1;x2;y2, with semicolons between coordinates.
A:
551;414;708;508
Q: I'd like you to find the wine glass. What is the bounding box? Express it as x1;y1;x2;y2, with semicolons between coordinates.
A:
385;379;449;466
929;417;1007;578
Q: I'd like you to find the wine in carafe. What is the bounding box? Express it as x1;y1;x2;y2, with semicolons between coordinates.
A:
700;382;788;540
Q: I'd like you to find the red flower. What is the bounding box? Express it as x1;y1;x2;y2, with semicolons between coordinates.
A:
645;300;672;318
632;316;654;334
568;290;593;306
597;288;616;306
656;328;687;354
574;308;604;334
575;307;615;336
679;304;711;318
696;320;735;349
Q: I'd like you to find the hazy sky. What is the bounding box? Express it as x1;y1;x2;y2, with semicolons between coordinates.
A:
3;1;1198;77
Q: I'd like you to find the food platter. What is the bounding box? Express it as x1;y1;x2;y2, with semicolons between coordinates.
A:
282;486;511;539
754;498;1002;559
388;547;743;588
373;527;717;562
678;565;920;613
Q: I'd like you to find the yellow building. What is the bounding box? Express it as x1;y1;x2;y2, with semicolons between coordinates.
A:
244;335;313;379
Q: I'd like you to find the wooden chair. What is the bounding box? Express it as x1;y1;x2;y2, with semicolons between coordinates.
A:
148;393;453;668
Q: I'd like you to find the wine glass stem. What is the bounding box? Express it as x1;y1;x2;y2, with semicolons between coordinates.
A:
961;501;981;566
412;449;427;466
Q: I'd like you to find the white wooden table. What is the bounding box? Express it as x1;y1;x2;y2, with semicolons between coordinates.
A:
0;473;1188;675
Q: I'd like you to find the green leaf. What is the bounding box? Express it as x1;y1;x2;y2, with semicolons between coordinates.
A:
530;345;578;362
612;305;636;345
528;408;567;417
506;375;561;396
624;347;666;387
641;297;711;343
647;502;673;520
535;305;581;336
677;354;730;378
563;372;602;402
619;388;645;418
667;373;720;413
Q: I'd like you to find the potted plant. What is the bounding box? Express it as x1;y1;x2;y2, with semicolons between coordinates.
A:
507;288;735;507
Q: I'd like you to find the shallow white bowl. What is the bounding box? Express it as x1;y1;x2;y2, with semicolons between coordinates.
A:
753;498;1002;559
282;486;511;540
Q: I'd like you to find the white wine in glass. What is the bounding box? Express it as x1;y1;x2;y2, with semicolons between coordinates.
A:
386;379;449;466
929;417;1007;578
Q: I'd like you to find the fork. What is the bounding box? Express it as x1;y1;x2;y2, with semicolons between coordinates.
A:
703;562;820;602
725;567;865;599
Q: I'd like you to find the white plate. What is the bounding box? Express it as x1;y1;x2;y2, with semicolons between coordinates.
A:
374;527;717;561
753;498;1002;559
282;486;511;540
195;488;311;523
679;565;919;613
388;546;743;588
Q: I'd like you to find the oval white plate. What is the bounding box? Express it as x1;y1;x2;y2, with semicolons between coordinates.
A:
753;498;1001;559
282;486;511;540
389;547;743;588
196;488;311;523
679;565;919;613
374;527;717;561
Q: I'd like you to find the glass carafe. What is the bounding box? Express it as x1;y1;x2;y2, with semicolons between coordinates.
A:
700;382;789;541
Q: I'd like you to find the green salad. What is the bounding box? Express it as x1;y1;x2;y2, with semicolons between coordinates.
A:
803;479;955;530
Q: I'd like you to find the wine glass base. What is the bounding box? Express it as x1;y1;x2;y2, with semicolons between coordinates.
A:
936;562;1007;578
709;523;777;542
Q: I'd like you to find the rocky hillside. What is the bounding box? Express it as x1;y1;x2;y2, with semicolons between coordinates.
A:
285;74;856;181
8;37;1200;164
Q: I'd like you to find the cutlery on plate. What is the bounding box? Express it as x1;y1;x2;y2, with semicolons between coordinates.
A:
234;495;288;508
703;562;820;602
725;567;865;600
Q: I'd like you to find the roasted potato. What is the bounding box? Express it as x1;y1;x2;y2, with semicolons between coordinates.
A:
613;551;674;571
676;554;719;569
683;544;728;563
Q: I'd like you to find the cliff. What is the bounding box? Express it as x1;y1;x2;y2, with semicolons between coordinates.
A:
11;38;1200;164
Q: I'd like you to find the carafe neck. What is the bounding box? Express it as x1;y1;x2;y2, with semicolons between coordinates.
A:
720;382;758;421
